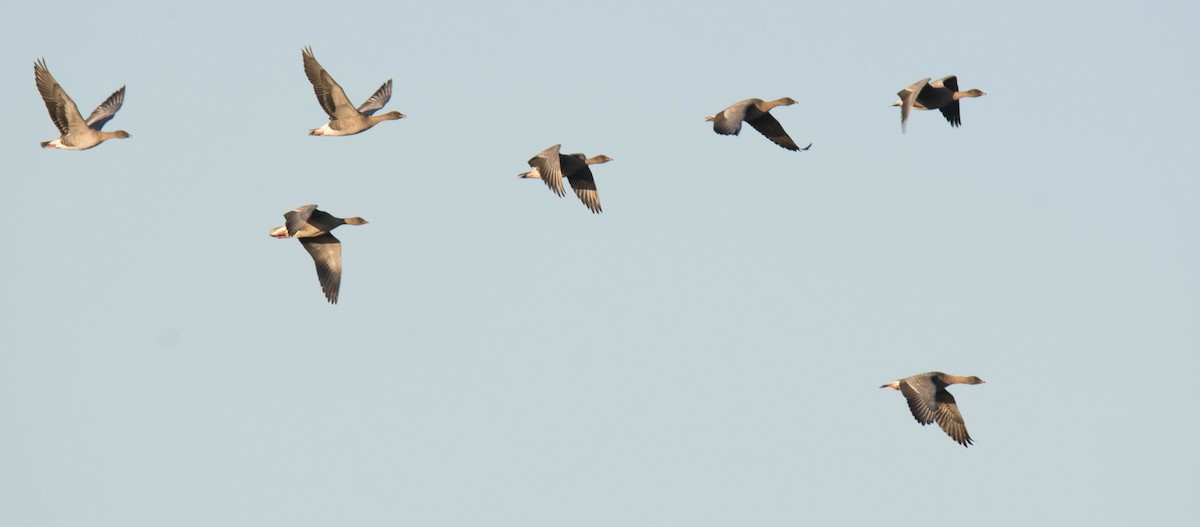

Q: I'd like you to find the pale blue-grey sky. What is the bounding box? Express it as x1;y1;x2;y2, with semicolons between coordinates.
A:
3;1;1199;525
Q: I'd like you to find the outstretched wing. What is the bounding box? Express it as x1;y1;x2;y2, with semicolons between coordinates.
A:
299;233;342;304
898;376;937;425
357;79;392;116
933;389;974;447
34;58;88;136
302;47;358;119
563;158;602;213
746;112;809;151
85;86;126;130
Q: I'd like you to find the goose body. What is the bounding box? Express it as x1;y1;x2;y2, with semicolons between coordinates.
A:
302;47;404;136
270;205;368;304
34;58;130;150
881;371;985;447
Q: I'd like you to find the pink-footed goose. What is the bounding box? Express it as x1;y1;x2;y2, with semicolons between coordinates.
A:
33;58;130;150
270;205;368;304
706;98;811;151
519;144;612;214
881;372;985;447
892;76;986;133
302;47;405;136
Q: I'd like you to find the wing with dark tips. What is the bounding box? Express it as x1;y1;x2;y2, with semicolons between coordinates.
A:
528;144;566;197
934;389;974;447
746;112;808;151
565;165;602;213
85;86;125;130
34;58;87;135
302;47;357;119
938;100;962;127
898;376;937;425
357;79;392;116
299;233;342;304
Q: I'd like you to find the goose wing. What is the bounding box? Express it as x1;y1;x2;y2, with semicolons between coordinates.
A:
898;374;938;425
528;144;566;197
299;233;342;304
563;155;601;213
302;47;359;119
709;99;751;136
933;388;974;447
85;86;126;130
897;78;930;133
283;204;318;237
746;112;810;151
34;58;88;135
357;79;392;116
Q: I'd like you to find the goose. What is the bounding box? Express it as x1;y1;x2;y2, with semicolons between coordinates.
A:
519;144;612;213
893;76;986;132
881;372;985;447
302;47;404;136
270;205;368;304
706;98;811;151
33;58;130;150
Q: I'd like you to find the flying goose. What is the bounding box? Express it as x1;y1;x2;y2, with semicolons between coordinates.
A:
706;98;811;151
519;144;612;213
270;205;368;304
302;47;405;136
893;76;986;132
881;372;985;447
33;58;130;150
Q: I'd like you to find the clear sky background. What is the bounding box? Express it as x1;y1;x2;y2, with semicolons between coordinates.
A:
3;0;1199;525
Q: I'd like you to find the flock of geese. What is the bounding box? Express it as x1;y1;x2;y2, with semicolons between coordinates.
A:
31;48;990;447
